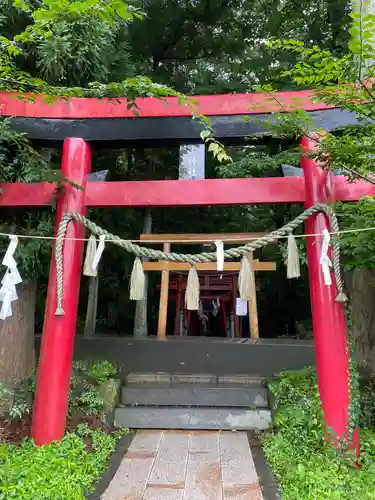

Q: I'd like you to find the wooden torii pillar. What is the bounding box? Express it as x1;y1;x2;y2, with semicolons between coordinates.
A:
301;137;359;454
140;233;277;339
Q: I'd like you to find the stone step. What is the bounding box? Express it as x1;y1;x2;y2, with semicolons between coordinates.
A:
121;384;268;408
126;372;266;386
114;407;271;431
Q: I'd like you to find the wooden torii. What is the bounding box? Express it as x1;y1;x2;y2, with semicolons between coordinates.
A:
139;233;277;339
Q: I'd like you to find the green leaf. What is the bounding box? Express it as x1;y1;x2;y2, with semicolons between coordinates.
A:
208;142;219;153
200;130;211;140
13;0;31;11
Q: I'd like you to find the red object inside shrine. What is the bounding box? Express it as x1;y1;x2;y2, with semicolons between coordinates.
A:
157;272;244;337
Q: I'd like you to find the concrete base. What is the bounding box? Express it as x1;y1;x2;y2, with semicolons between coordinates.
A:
114;407;272;430
35;336;315;378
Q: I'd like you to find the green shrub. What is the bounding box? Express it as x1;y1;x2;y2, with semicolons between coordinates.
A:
68;360;118;418
360;380;375;430
0;382;33;422
264;368;375;500
1;360;119;423
88;361;118;384
0;427;118;500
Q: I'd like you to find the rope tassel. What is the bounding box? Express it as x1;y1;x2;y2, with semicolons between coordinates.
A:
83;235;98;277
287;233;301;279
130;257;145;300
238;256;255;301
336;291;348;303
185;266;200;310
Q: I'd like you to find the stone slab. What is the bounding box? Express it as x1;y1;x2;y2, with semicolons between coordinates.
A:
127;372;171;384
218;375;266;386
148;432;190;487
190;432;219;453
184;450;222;500
114;407;271;430
100;454;155;500
184;433;221;500
220;432;259;486
171;373;217;384
129;430;163;452
143;487;184;500
223;485;263;500
121;385;268;408
99;430;265;500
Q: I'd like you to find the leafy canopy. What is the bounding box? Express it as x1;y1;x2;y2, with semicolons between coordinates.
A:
256;1;375;271
262;1;375;181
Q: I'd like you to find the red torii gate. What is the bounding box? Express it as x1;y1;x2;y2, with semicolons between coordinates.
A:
0;90;372;452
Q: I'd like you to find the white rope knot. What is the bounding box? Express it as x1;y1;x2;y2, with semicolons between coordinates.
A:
91;235;106;274
320;228;332;286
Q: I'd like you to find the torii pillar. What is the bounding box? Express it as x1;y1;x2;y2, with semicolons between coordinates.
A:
301;136;359;454
32;138;92;445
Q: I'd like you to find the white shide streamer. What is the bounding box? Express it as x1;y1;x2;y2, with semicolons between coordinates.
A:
0;236;22;320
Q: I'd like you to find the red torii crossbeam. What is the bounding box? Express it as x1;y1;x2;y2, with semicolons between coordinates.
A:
0;91;366;454
0;176;374;207
0;89;333;118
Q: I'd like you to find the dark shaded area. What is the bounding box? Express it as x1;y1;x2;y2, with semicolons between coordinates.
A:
248;432;280;500
87;432;135;500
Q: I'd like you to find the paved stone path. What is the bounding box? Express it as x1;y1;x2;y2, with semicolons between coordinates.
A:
101;430;263;500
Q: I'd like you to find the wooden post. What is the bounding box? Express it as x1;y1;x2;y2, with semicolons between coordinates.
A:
232;275;240;337
187;310;191;336
84;275;99;337
247;254;259;339
174;274;183;335
143;261;276;272
221;299;227;336
157;243;170;339
134;208;152;337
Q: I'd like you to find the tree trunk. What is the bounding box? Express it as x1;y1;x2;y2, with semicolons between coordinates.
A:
133;208;152;337
0;279;37;389
345;269;375;379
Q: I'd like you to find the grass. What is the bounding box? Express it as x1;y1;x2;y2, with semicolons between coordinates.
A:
263;367;375;500
0;424;120;500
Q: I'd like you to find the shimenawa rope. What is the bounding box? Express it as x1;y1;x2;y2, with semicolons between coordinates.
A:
54;203;347;315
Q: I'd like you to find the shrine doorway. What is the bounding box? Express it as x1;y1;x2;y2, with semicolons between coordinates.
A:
163;272;232;337
187;298;228;337
141;233;277;339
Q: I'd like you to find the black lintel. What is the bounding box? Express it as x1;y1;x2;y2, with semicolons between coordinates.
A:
8;108;361;147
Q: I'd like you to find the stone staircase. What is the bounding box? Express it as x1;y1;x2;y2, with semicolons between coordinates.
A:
114;373;272;431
